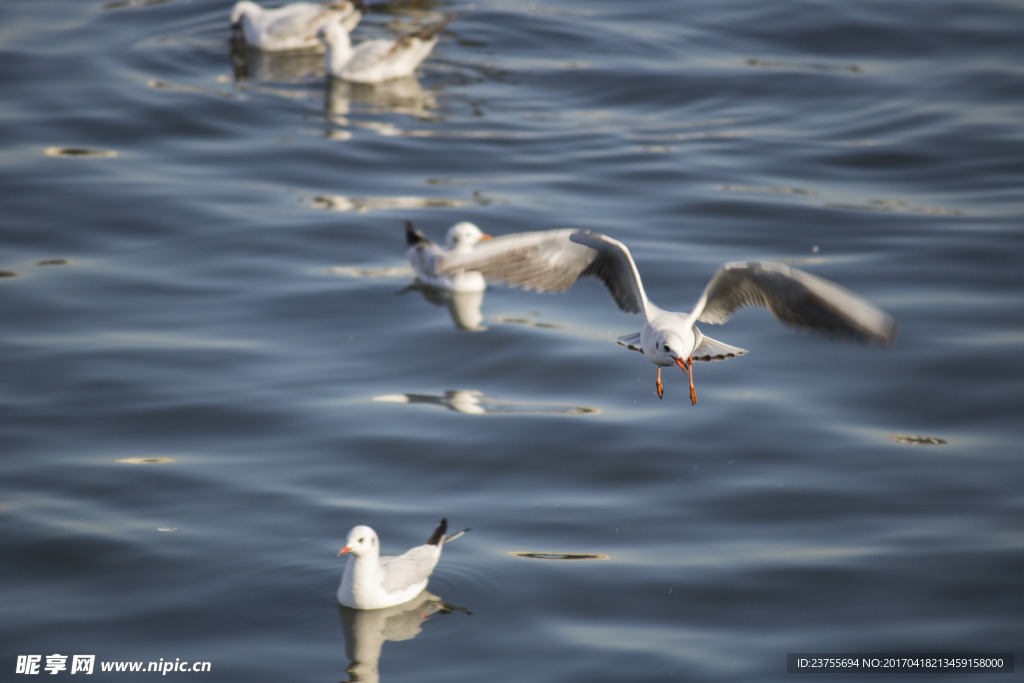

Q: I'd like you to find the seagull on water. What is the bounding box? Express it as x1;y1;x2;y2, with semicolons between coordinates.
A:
438;229;898;404
322;16;452;84
231;1;362;52
406;221;492;292
338;518;469;610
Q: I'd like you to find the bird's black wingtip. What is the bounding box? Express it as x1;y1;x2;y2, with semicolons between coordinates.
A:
426;518;448;545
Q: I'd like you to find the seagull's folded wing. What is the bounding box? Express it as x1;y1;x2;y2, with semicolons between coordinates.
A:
379;546;439;593
438;229;647;314
693;261;898;347
264;5;327;42
344;17;449;76
343;39;401;75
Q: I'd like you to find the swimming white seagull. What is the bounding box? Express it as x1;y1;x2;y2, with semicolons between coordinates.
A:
406;221;492;292
438;229;898;404
322;16;451;84
338;518;469;610
231;1;362;52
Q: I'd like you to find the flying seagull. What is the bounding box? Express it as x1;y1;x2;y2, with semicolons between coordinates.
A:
438;229;898;404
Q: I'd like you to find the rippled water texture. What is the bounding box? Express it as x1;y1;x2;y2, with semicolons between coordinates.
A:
2;0;1022;680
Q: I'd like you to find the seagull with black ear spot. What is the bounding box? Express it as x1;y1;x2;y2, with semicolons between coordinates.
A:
338;519;470;610
437;229;898;405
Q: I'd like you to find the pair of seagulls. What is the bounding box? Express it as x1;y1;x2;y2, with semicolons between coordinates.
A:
230;1;449;83
408;224;898;404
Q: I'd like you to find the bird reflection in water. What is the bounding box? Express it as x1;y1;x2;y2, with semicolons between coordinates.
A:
324;265;481;331
231;45;325;83
374;390;600;415
400;283;486;331
325;76;437;139
338;590;469;683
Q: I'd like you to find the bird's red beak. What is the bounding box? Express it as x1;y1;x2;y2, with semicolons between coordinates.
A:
673;357;689;374
478;234;493;241
338;546;352;556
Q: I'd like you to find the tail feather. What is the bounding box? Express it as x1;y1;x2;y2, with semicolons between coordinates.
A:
443;528;471;545
426;518;448;546
691;332;748;362
616;331;643;354
406;14;454;42
406;221;431;247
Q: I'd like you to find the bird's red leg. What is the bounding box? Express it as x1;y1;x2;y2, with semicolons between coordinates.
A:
688;357;697;406
673;356;696;406
656;367;664;399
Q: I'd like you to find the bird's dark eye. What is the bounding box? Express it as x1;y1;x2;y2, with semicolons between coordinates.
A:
358;537;365;543
664;345;671;352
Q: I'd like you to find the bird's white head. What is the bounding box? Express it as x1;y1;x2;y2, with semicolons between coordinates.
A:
338;525;379;557
446;222;492;251
320;19;354;73
230;1;260;27
654;330;693;369
319;18;356;73
320;19;352;49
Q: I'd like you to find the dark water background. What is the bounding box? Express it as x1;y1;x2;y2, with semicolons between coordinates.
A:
2;0;1022;680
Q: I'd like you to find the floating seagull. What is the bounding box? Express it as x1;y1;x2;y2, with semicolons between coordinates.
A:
438;229;898;404
406;221;492;292
230;1;362;52
322;16;451;84
338;519;469;610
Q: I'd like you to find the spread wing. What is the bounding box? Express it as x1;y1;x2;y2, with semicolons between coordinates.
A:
379;545;439;594
438;229;648;314
693;261;898;346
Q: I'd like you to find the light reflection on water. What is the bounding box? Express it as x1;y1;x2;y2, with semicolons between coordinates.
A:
373;390;599;415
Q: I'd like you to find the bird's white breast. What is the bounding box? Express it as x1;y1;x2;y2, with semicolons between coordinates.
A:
641;310;697;366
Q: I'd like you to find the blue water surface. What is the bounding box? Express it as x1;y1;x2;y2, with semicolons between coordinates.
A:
1;0;1022;680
